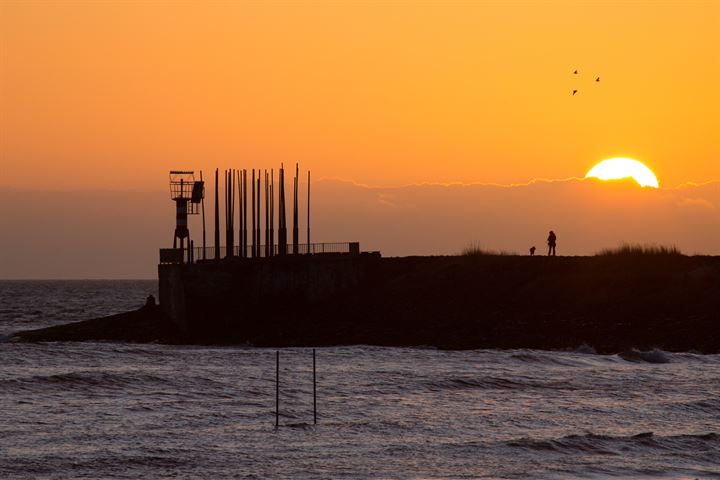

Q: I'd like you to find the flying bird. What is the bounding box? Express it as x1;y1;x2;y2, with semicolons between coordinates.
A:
596;77;600;82
572;90;578;95
573;70;578;74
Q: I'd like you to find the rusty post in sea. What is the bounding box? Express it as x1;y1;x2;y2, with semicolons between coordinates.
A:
313;348;317;424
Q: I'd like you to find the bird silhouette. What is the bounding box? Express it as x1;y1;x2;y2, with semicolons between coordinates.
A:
572;90;578;95
596;77;600;82
573;70;578;74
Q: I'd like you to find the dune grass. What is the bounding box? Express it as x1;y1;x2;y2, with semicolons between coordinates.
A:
461;243;517;256
595;243;683;257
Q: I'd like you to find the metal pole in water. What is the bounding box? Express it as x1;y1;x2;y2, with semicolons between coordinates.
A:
275;350;280;428
313;348;317;425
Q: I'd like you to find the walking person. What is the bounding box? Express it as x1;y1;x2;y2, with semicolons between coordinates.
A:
547;230;557;256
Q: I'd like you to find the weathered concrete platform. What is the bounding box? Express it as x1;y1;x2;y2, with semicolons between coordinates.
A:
14;254;720;353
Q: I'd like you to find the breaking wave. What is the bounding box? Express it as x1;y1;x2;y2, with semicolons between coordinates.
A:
507;431;719;455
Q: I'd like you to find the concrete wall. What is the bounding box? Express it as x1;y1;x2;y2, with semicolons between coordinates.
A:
158;253;379;336
158;264;187;330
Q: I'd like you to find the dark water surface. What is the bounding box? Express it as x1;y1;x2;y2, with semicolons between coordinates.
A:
0;281;719;479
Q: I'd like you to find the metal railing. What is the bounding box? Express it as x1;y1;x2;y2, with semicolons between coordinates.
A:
160;242;359;264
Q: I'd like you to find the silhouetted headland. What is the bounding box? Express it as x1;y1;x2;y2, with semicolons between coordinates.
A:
13;253;720;353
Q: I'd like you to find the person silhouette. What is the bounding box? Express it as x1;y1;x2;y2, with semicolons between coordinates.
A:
547;231;557;256
529;246;536;256
145;294;156;307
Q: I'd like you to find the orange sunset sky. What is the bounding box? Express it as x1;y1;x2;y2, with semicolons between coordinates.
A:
1;2;720;277
2;1;719;189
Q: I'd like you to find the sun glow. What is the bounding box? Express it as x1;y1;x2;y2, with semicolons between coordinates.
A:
585;158;659;188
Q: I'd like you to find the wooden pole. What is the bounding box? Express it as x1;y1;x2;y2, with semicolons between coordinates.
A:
237;170;245;258
265;171;269;257
252;169;256;258
279;165;287;255
275;350;280;428
307;170;310;253
313;348;317;424
200;170;205;260
293;163;299;254
214;168;220;260
257;172;261;255
270;169;274;256
225;170;231;258
230;170;235;256
243;170;248;258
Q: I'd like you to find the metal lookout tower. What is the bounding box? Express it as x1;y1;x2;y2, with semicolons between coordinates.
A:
169;171;204;263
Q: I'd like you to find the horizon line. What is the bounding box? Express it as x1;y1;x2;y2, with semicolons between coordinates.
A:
2;176;719;193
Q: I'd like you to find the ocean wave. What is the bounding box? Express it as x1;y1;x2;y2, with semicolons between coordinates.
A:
673;398;720;414
1;370;173;392
506;432;719;455
573;343;598;355
618;349;671;364
427;376;572;391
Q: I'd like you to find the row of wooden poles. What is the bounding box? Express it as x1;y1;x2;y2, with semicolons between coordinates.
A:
199;163;309;260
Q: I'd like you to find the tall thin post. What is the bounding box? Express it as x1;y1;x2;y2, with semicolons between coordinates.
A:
214;168;220;260
307;170;310;253
237;171;243;258
251;169;256;258
257;172;261;255
243;170;248;258
275;350;280;428
279;165;287;255
230;170;235;256
293;163;299;254
200;170;206;260
313;348;317;424
270;169;274;256
225;170;232;258
265;171;270;257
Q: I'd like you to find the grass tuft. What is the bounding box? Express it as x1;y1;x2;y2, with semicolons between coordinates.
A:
595;243;682;257
461;243;517;256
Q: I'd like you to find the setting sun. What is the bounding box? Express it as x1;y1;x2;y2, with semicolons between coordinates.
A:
585;158;659;188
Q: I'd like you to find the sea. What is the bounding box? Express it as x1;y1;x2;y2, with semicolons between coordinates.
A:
0;280;719;479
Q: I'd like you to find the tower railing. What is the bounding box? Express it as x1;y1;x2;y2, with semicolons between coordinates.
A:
159;242;360;264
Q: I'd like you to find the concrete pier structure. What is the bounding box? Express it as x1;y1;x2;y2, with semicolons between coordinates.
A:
158;246;378;337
